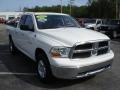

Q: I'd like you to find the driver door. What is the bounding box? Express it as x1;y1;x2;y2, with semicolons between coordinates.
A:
21;15;36;57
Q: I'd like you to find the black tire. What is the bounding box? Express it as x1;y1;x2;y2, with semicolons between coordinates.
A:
9;37;17;55
36;53;53;83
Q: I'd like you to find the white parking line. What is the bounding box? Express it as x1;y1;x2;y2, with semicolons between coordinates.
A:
0;72;37;76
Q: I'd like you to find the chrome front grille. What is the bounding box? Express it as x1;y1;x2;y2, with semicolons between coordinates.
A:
75;43;92;50
71;40;110;59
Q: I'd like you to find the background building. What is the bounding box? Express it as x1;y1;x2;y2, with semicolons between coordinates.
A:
0;12;23;20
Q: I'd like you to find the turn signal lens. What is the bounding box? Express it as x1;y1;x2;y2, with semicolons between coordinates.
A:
50;47;71;58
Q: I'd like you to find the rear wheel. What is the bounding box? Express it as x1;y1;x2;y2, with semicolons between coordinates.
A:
9;38;17;55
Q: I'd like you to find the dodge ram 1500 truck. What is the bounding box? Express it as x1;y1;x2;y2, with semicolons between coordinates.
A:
7;12;114;83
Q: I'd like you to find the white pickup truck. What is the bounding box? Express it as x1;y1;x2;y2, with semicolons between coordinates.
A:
7;12;114;82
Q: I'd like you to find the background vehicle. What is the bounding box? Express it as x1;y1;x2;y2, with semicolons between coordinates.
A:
76;18;85;27
84;19;103;30
6;17;20;27
0;18;6;24
7;12;114;83
97;19;120;38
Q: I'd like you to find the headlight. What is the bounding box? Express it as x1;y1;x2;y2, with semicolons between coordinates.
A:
50;47;71;58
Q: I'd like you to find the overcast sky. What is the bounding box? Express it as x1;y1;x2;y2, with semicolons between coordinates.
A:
0;0;88;11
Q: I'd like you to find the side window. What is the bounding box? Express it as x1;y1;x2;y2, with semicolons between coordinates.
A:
24;15;34;31
96;20;101;25
19;15;27;27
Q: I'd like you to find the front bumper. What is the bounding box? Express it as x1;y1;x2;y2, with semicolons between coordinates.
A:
50;51;114;79
51;59;113;79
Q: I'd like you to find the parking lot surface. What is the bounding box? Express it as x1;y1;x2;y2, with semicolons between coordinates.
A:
0;24;120;90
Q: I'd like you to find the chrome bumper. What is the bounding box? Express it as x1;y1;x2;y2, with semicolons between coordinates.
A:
51;59;113;79
76;64;111;78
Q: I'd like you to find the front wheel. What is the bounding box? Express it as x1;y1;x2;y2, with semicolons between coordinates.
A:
36;54;53;83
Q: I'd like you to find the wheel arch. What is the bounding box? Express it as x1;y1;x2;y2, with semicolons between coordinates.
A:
35;48;49;62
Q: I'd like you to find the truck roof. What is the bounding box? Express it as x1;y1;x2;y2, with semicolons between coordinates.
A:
23;12;68;16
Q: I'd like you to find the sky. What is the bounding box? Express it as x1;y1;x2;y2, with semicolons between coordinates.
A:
0;0;88;11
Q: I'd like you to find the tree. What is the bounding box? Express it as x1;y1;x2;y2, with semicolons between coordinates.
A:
23;5;88;18
87;0;117;19
23;0;119;19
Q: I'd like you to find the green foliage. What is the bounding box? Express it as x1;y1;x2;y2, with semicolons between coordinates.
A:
23;5;89;18
88;0;120;19
23;0;120;19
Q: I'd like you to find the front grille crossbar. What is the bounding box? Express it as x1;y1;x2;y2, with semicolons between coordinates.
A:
70;40;110;59
73;49;94;53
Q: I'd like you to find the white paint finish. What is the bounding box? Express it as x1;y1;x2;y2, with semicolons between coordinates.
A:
7;12;114;79
39;27;109;46
50;51;114;67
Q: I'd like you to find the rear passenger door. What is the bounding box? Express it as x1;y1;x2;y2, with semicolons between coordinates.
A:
15;15;27;50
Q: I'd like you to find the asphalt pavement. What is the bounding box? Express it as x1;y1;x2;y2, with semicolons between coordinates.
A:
0;24;120;90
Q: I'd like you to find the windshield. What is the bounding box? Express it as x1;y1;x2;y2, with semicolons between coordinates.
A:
84;19;96;24
102;20;109;24
109;20;120;25
35;14;80;29
102;20;120;25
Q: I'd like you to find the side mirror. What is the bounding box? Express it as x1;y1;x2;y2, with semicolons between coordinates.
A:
20;25;29;30
20;25;34;32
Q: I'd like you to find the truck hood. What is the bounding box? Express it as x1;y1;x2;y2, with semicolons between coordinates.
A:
39;27;109;46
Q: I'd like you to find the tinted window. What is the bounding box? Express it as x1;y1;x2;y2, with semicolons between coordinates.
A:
63;16;78;27
102;20;109;24
19;15;27;26
110;20;119;25
8;16;15;20
102;20;119;25
84;19;96;23
35;14;80;29
96;20;101;24
24;15;34;30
